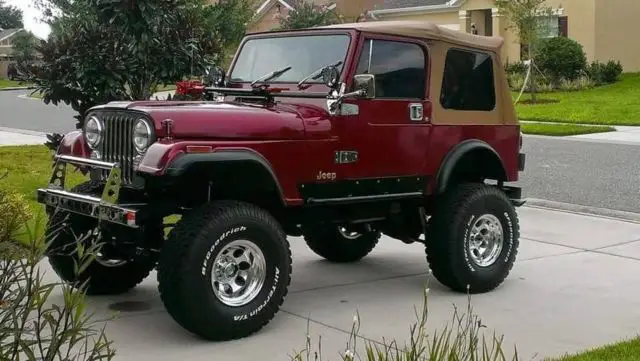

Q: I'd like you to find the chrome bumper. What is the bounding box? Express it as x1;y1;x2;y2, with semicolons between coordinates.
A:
37;155;140;228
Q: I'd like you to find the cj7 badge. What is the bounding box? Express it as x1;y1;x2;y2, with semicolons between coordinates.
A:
335;150;358;164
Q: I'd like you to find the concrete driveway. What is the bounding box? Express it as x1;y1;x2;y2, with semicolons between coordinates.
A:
34;205;640;361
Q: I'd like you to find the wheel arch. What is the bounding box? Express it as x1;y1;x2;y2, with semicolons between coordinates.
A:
434;139;507;194
164;149;287;208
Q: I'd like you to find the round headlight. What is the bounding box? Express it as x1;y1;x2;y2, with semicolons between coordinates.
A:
133;119;152;153
84;116;103;149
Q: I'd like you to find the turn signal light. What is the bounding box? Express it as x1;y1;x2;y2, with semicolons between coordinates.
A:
186;145;213;153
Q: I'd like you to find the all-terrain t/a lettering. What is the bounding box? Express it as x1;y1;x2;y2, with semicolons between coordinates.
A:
37;19;526;341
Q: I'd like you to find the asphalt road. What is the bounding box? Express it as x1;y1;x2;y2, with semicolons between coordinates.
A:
518;136;640;214
1;89;639;213
0;89;77;134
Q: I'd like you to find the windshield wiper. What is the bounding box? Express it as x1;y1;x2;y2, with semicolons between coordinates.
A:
297;61;343;89
250;65;292;88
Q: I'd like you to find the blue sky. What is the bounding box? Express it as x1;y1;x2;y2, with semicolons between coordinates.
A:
6;0;51;39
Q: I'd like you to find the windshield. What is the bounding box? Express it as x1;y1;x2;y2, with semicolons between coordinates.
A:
229;34;351;84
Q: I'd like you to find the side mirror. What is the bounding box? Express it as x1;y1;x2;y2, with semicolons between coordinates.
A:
321;66;341;89
204;65;226;87
352;74;375;99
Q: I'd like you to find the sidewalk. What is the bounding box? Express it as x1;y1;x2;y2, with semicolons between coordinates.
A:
521;120;640;144
34;205;640;361
0;126;47;146
571;125;640;143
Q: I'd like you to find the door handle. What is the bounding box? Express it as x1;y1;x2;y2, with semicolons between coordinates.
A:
409;103;425;122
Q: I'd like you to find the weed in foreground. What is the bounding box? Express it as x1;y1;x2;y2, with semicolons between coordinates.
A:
290;275;522;361
1;173;117;361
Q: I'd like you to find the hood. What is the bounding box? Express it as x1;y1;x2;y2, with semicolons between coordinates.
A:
91;100;332;140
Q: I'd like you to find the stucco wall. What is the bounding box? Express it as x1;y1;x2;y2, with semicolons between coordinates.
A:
546;0;596;64
486;0;597;65
594;0;640;71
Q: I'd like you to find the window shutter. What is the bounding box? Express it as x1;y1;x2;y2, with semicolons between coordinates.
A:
559;16;568;37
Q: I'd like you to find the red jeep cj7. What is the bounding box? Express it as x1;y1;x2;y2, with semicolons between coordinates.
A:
38;20;526;341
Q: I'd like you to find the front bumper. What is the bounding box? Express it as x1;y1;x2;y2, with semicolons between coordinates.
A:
37;155;141;228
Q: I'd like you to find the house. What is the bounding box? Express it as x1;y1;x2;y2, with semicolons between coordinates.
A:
0;28;23;59
366;0;640;72
0;28;43;60
246;0;336;33
0;28;45;79
241;0;385;33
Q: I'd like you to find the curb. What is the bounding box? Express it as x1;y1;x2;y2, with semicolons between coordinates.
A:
522;133;640;146
0;126;48;137
523;198;640;224
0;86;36;91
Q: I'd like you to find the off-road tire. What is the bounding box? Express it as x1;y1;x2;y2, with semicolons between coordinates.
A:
156;200;292;341
303;226;380;263
426;183;520;294
45;181;161;296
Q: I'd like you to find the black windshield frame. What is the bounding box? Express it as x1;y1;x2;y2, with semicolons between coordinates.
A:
228;32;353;85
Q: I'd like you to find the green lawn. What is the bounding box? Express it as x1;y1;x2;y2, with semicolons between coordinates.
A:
549;337;640;361
0;145;86;244
0;144;177;246
515;73;640;126
0;79;32;89
521;122;616;136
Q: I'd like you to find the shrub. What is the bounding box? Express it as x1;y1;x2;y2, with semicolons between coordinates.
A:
558;76;596;91
0;174;117;360
505;61;527;76
0;173;31;244
536;37;587;84
586;60;623;85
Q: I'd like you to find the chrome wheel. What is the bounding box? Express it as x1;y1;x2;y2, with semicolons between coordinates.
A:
338;226;361;240
467;214;503;267
211;239;266;307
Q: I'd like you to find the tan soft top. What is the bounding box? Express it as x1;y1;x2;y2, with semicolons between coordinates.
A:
316;20;504;52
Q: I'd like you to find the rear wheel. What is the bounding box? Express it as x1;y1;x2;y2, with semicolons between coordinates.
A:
45;181;162;295
303;225;380;263
425;183;520;294
157;200;292;341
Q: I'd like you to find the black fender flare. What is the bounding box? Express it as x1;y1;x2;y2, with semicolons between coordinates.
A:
434;139;507;194
164;148;286;205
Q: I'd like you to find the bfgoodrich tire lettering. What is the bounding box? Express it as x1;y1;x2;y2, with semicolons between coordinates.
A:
426;183;520;294
157;200;292;341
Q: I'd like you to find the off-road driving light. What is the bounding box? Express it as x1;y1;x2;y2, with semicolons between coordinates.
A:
84;116;103;149
133;119;152;153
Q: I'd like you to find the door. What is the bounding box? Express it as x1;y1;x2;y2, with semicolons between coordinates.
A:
334;35;433;190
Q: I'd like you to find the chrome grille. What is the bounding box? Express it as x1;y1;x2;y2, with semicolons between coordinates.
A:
96;111;138;185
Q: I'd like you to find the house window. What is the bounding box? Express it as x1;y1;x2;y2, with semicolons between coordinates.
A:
440;48;496;111
521;15;568;59
537;15;568;38
354;39;427;99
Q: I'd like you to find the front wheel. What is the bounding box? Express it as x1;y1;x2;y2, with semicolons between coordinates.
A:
45;182;161;296
426;183;520;294
157;201;292;341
